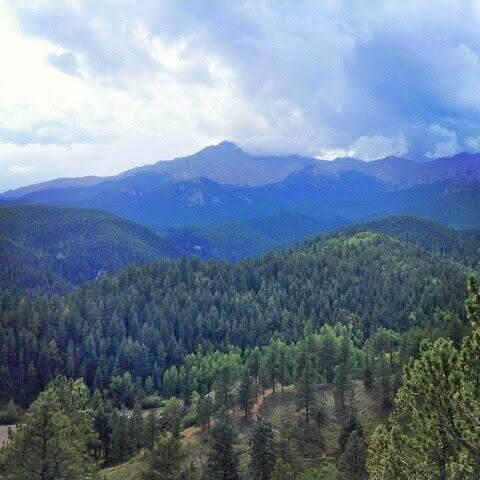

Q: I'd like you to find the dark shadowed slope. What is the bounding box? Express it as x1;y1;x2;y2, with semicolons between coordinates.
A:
0;204;183;293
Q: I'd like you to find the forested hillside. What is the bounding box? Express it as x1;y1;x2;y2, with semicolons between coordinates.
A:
160;212;336;259
0;219;478;479
0;229;468;406
0;204;182;293
342;216;480;267
165;214;480;262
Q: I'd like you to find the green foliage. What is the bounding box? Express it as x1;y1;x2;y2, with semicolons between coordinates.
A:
0;228;467;405
295;327;318;423
143;410;161;450
0;377;97;480
368;275;480;479
333;333;353;408
339;430;368;480
196;394;214;431
141;431;184;480
346;215;480;267
364;328;400;409
271;459;295;480
0;204;182;294
161;397;183;436
141;395;163;410
0;400;18;425
238;365;254;418
204;409;239;480
297;463;340;479
249;417;276;480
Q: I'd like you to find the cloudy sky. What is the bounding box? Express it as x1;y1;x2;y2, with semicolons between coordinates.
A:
2;0;480;190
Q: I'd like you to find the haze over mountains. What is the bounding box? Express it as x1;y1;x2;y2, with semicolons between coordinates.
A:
2;141;480;233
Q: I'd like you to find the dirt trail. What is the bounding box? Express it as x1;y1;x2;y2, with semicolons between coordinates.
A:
182;387;275;446
250;388;274;421
0;425;16;446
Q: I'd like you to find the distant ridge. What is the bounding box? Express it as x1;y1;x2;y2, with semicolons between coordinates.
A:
2;175;110;199
1;142;479;230
3;142;480;197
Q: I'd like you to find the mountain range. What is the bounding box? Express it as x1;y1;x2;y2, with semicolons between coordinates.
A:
2;141;480;233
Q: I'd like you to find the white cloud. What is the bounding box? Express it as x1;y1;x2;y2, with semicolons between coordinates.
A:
425;140;461;158
2;1;480;188
428;124;457;139
465;136;480;150
425;124;461;158
348;134;409;161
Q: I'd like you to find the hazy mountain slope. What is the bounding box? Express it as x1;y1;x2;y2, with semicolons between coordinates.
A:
376;178;480;228
0;204;183;293
9;169;480;231
2;143;479;230
2;141;480;200
122;140;316;186
161;212;338;259
1;176;110;199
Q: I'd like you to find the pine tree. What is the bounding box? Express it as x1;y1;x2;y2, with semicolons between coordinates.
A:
1;377;97;480
295;328;317;423
249;417;276;480
238;365;253;418
258;358;270;399
142;431;184;480
318;325;337;383
109;412;131;464
92;391;112;460
162;397;183;437
196;395;214;431
334;334;352;408
277;342;292;392
368;275;480;478
204;409;239;480
265;337;281;394
339;430;368;479
144;410;160;450
213;365;235;412
0;399;18;425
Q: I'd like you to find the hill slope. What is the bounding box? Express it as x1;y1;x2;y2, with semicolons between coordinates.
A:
0;228;468;404
342;216;480;267
0;204;182;293
160;212;342;260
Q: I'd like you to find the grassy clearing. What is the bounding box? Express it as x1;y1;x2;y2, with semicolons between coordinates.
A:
101;454;145;480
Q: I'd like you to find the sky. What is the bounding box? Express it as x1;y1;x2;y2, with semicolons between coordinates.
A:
1;0;480;191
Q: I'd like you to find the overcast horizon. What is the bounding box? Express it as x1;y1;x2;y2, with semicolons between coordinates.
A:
2;0;480;191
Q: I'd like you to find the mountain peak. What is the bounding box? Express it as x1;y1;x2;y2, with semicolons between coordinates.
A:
198;140;244;156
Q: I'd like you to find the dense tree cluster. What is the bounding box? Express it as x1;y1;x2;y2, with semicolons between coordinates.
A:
0;231;467;405
0;215;478;479
368;276;480;479
344;215;480;267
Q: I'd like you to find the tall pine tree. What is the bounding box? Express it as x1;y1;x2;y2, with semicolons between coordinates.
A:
249;417;276;480
204;409;239;480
